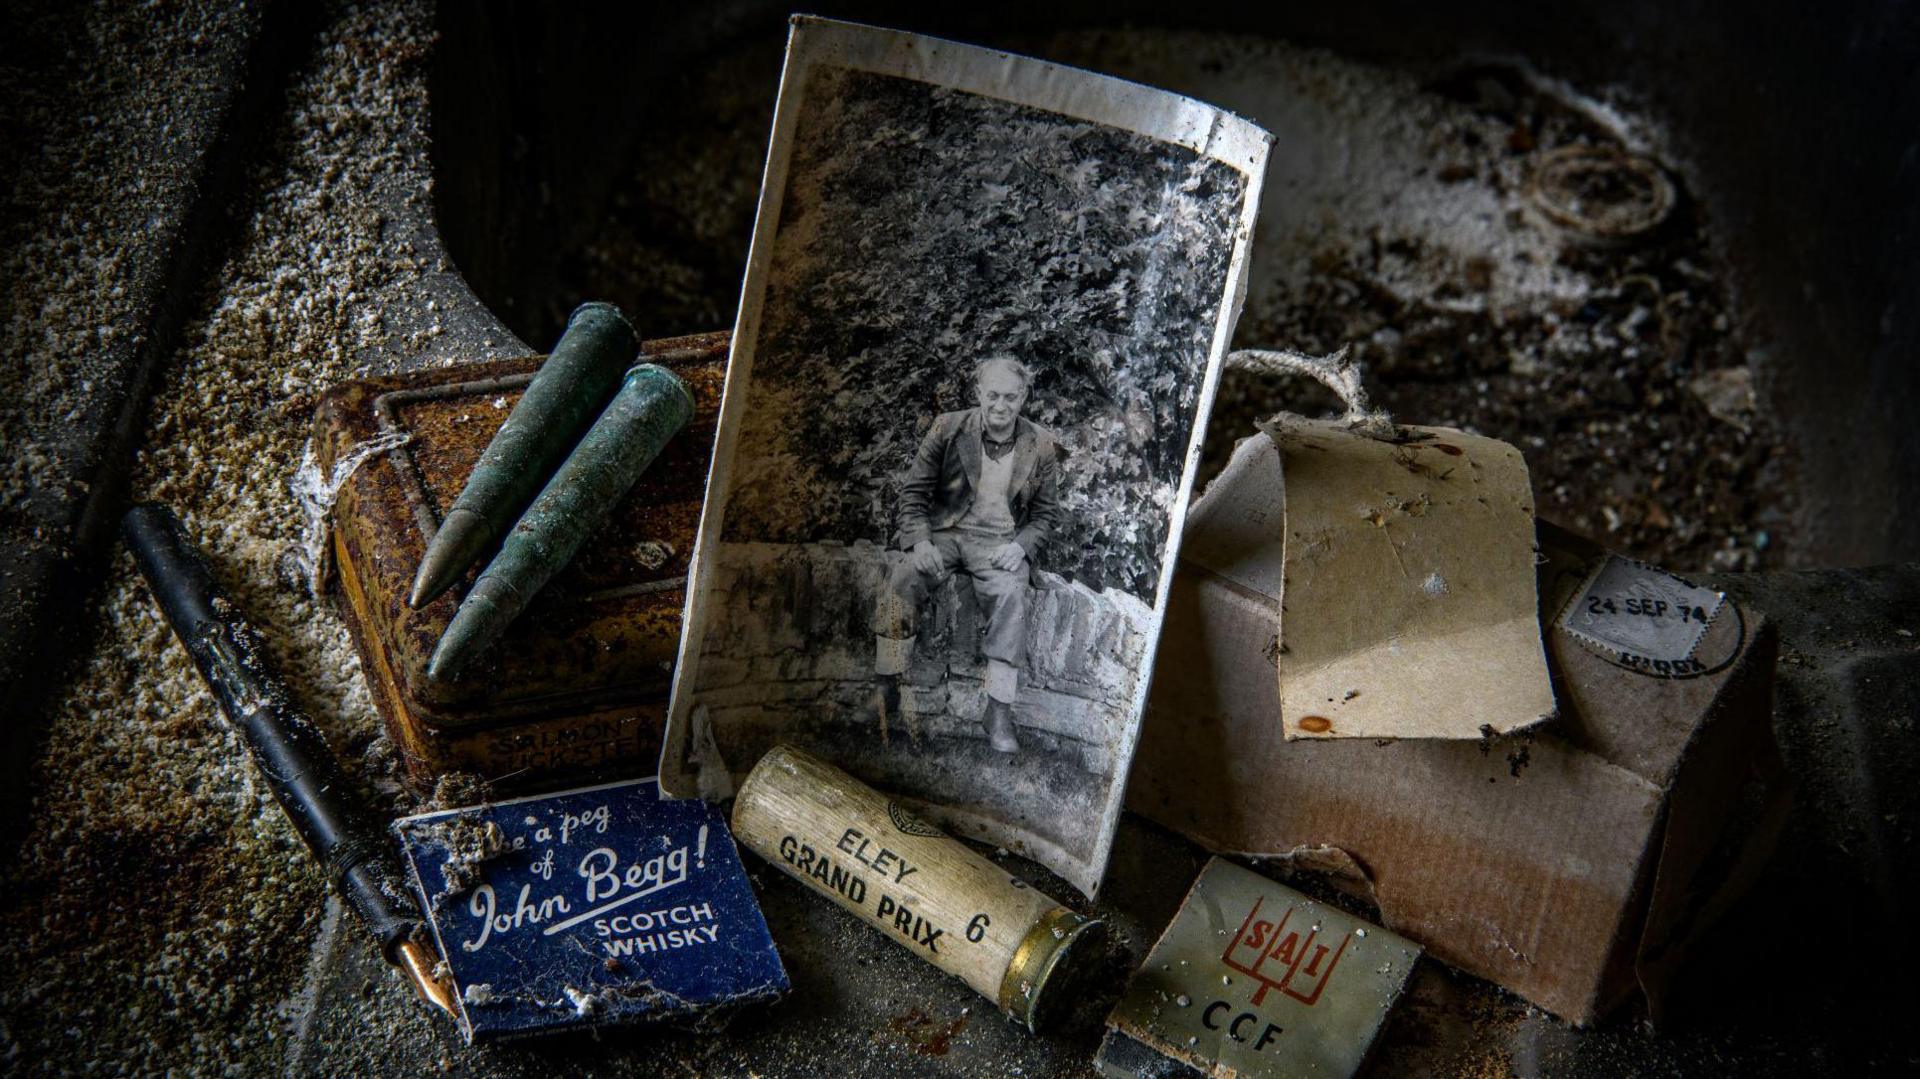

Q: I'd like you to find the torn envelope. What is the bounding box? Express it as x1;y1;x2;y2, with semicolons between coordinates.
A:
1215;419;1552;739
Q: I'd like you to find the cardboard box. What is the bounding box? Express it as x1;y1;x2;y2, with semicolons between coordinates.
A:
1130;434;1787;1024
315;332;727;785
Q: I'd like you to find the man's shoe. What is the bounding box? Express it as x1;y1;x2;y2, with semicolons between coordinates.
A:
983;699;1021;753
856;673;901;742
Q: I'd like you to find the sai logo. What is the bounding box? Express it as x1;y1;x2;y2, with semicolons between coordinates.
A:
1220;894;1352;1007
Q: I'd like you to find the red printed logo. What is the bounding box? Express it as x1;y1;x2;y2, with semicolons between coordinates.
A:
1220;895;1351;1007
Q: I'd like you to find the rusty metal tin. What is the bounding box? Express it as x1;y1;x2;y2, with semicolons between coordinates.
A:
313;331;727;785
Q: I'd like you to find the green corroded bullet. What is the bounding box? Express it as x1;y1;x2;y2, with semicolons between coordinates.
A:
426;364;695;682
409;301;638;609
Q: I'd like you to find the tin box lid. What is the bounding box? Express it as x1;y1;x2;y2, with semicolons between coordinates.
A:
316;332;727;733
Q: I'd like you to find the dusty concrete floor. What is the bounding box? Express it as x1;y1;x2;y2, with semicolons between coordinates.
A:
0;2;519;1073
0;2;1914;1076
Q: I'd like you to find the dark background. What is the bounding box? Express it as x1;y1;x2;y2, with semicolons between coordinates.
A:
432;0;1919;576
422;7;1915;1072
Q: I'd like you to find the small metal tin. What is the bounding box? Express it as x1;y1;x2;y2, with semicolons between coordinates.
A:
313;332;728;784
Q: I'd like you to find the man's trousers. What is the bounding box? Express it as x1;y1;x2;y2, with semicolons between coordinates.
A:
872;529;1028;702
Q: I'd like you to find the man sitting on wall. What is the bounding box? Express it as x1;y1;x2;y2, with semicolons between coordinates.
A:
858;355;1064;752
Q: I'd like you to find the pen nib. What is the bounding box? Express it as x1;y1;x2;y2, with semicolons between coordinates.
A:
395;937;459;1019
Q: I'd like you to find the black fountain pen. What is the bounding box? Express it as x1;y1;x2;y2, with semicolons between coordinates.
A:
123;503;457;1019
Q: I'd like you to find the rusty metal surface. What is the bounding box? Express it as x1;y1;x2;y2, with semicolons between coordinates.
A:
318;334;726;779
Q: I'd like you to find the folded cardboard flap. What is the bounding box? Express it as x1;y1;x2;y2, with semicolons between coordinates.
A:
1191;424;1554;741
1132;435;1783;1023
1181;428;1290;599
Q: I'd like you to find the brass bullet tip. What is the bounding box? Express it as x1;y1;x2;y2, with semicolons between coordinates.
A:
393;937;458;1019
425;575;518;682
424;632;464;683
409;508;489;609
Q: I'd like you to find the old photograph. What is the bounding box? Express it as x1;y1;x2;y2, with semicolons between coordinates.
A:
662;18;1269;894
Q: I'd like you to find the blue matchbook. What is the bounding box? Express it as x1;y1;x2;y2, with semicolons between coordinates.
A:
394;777;788;1042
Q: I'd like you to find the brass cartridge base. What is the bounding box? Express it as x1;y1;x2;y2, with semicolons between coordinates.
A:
999;906;1108;1034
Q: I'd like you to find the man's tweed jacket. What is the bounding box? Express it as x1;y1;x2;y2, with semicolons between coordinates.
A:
894;408;1065;556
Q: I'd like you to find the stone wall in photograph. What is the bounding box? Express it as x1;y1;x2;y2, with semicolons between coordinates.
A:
695;541;1152;775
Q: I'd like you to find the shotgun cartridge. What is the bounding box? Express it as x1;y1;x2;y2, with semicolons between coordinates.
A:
730;744;1107;1033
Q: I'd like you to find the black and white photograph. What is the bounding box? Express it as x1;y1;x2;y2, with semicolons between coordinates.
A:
661;18;1269;894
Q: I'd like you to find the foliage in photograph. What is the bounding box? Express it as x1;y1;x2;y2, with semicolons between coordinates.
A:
721;67;1245;602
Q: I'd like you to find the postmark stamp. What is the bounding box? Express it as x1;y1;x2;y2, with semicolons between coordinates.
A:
1559;555;1724;674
